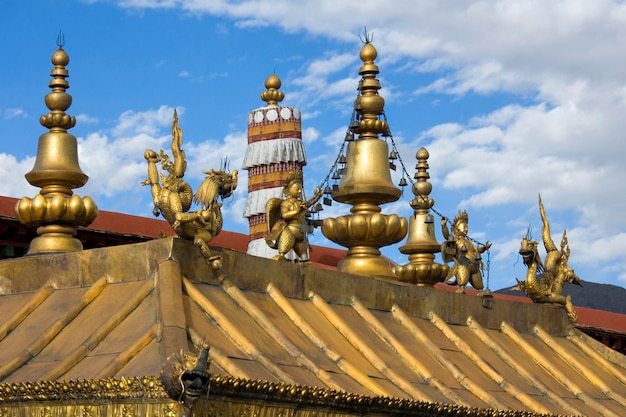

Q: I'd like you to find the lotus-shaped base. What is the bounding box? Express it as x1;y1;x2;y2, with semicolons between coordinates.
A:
393;257;449;287
322;212;407;278
15;193;98;254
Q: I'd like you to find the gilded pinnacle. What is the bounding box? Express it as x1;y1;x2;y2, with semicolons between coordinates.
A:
321;41;406;278
15;44;98;254
260;74;285;106
395;147;448;286
352;42;387;139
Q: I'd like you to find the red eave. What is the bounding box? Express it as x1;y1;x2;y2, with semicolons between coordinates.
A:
0;196;344;267
437;284;626;335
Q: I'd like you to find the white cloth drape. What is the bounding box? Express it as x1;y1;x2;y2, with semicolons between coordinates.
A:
243;187;283;217
242;138;307;168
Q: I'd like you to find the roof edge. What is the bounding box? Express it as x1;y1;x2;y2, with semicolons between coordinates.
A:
0;374;557;417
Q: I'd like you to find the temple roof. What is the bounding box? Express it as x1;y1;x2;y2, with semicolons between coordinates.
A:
1;237;625;416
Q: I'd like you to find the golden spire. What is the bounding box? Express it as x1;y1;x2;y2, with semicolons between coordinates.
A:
321;40;407;278
15;43;98;254
260;74;285;106
394;148;449;285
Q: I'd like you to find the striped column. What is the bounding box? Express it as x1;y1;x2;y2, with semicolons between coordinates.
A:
243;75;307;258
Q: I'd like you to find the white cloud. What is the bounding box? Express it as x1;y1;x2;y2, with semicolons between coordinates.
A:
302;127;319;144
76;114;99;124
73;107;248;221
3;108;26;119
0;154;37;197
286;53;359;115
112;105;176;137
80;0;626;287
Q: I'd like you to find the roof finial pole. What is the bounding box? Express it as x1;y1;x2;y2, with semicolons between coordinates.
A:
321;40;407;278
394;148;449;286
15;42;98;254
359;26;373;44
56;30;64;48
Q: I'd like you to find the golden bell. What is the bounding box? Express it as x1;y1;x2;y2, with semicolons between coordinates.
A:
25;131;88;191
400;212;441;255
333;139;401;206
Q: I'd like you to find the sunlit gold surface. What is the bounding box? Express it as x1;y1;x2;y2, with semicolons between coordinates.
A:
143;110;237;263
332;139;401;205
321;41;407;278
265;171;322;261
441;210;491;295
395;148;449;286
15;46;98;254
1;237;624;417
513;195;581;322
260;74;285;106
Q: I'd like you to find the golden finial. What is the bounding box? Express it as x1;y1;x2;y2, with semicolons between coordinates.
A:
394;147;449;286
15;43;98;254
321;40;407;278
352;39;387;140
260;74;285;106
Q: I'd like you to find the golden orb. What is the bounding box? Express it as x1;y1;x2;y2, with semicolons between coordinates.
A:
265;74;281;90
360;42;377;63
51;48;69;66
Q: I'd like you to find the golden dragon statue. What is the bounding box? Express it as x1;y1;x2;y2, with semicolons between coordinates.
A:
513;195;581;322
143;110;238;262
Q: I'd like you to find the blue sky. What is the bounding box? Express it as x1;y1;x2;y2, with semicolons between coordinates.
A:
3;0;626;291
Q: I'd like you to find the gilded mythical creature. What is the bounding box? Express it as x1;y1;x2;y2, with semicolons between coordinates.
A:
143;110;238;261
513;196;581;322
441;211;491;295
161;347;210;409
265;171;323;261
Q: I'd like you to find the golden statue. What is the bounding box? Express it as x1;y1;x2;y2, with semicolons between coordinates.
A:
265;171;322;261
161;347;210;409
441;211;491;294
513;196;581;322
143;110;238;261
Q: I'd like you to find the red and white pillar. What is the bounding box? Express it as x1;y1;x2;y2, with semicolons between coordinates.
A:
243;75;307;258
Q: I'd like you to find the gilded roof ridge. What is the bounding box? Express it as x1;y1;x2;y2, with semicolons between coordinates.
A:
566;328;626;381
466;317;582;415
0;277;109;381
41;279;155;381
268;286;386;397
430;312;552;414
0;284;55;340
311;292;429;400
218;277;345;392
501;321;617;417
534;324;626;408
187;326;253;380
97;324;159;379
182;276;297;384
351;298;465;404
393;304;507;409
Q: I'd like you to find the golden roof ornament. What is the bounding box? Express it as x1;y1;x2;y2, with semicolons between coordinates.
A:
265;170;323;261
394;148;449;285
513;195;581;322
260;74;285;106
440;210;492;295
142;110;238;266
321;38;407;278
15;40;98;254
